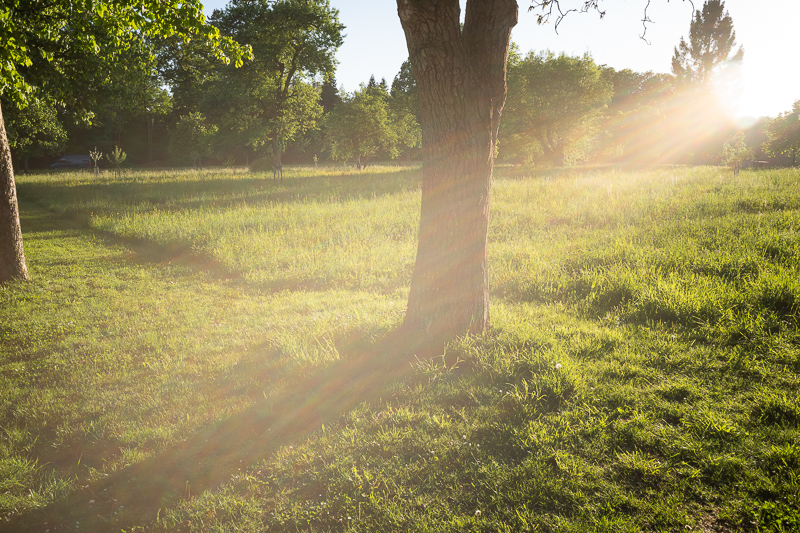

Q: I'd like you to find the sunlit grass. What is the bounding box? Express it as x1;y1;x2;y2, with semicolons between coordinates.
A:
3;163;800;531
19;165;421;292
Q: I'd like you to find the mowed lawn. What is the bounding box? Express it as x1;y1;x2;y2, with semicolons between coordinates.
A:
1;164;798;531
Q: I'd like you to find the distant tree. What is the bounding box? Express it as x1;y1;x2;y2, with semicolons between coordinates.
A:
671;0;743;85
325;87;398;169
388;60;422;161
201;67;323;173
668;0;742;163
156;36;220;121
721;132;753;174
169;112;218;169
592;68;675;165
320;77;342;114
208;0;344;174
390;59;421;124
391;60;418;101
766;101;800;167
605;69;674;117
142;84;174;165
86;47;174;165
0;0;249;283
90;147;103;175
2;98;67;174
501;51;612;166
388;104;422;162
106;145;127;178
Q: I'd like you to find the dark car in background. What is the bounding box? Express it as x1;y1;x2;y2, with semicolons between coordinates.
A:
50;155;91;170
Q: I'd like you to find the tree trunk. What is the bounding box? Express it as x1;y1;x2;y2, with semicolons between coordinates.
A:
551;145;566;167
147;116;154;165
0;100;29;282
272;136;283;181
397;0;516;347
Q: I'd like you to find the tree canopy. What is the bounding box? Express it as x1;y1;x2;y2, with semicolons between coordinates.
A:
206;0;344;168
502;50;612;165
1;97;67;173
325;83;419;169
0;0;249;105
766;101;800;166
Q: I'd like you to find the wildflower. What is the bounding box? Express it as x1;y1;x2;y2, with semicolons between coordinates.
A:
556;363;563;370
475;510;482;517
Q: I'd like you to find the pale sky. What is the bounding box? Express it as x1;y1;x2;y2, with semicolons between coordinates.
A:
202;0;800;120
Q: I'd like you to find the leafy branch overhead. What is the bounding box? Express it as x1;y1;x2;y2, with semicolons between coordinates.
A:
0;0;252;106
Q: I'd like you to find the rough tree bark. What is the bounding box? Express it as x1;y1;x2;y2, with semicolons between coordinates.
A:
0;100;29;282
397;0;517;346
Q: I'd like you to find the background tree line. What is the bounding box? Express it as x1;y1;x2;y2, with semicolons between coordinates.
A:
4;0;798;173
2;0;422;172
498;0;796;169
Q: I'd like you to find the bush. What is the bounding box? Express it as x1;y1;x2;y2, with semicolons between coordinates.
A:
249;157;273;173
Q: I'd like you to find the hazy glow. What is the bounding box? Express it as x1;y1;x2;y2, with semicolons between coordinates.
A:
200;0;800;119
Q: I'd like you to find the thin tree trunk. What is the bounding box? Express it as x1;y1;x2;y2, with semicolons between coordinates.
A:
0;100;29;282
272;136;283;181
147;116;154;165
397;0;516;348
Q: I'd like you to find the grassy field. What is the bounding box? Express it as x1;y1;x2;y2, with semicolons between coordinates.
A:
1;164;798;531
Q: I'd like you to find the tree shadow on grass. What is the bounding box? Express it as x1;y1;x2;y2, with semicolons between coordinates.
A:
17;167;421;216
4;192;447;532
2;327;433;532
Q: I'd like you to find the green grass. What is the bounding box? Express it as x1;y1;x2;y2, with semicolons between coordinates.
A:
1;164;798;531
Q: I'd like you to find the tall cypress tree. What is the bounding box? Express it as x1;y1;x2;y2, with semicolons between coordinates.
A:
671;0;744;85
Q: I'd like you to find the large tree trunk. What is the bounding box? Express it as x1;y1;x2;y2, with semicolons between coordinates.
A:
397;0;516;347
0;100;29;282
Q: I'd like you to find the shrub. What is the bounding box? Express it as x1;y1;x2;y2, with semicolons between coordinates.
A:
249;157;273;173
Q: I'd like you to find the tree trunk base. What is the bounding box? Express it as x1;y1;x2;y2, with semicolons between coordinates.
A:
0;100;29;283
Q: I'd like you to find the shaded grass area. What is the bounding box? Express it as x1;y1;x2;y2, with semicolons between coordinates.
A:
2;164;799;531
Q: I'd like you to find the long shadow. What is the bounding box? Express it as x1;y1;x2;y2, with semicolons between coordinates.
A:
17;168;421;215
4;181;442;531
16;170;421;294
2;327;430;532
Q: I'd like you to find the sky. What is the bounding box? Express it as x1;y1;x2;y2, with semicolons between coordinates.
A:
201;0;800;120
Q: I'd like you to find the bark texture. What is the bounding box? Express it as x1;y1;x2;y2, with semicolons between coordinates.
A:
0;100;29;283
397;0;517;346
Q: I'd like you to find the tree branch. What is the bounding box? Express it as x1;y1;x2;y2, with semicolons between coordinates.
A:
529;0;605;33
529;0;696;42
